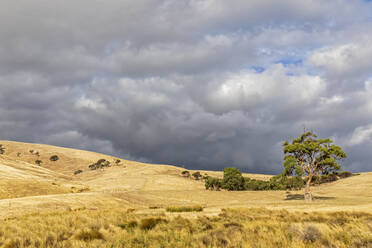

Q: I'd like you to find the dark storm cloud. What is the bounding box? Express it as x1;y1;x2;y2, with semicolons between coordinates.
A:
1;0;372;173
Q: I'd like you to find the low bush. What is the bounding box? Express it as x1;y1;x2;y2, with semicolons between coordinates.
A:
74;170;83;175
75;229;104;241
119;220;138;230
302;225;322;242
338;171;353;178
0;144;5;154
50;155;59;161
88;159;111;170
181;170;190;177
205;176;222;190
166;205;203;212
35;160;42;166
140;218;167;230
192;171;202;180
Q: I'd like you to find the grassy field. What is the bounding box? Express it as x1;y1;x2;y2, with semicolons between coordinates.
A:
0;207;371;248
0;140;371;247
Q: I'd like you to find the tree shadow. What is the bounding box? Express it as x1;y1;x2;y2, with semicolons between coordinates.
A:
285;193;335;201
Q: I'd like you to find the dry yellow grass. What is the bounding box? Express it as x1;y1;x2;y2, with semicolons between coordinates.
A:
0;140;371;247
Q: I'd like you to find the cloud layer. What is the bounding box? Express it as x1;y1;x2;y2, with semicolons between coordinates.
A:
1;0;372;173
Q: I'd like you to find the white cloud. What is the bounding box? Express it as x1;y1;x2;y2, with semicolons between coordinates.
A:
349;124;372;146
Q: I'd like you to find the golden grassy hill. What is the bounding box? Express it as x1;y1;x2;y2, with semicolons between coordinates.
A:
0;140;371;219
0;140;372;247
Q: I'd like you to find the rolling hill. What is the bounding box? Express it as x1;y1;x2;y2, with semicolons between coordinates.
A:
0;140;371;220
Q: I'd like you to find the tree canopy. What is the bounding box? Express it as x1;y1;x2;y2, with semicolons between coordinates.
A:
282;131;346;201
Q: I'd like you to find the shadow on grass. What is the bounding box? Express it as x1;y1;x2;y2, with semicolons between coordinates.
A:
285;193;335;201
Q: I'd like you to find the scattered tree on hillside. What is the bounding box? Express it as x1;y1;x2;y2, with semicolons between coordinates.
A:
192;171;202;180
181;170;190;177
222;167;246;191
35;160;42;166
0;144;4;154
205;176;222;190
282;131;346;201
50;155;59;161
88;159;111;170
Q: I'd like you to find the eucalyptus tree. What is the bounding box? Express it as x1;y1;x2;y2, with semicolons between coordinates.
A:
282;131;346;201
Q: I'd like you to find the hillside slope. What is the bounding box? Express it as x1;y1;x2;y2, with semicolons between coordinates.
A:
0;140;371;219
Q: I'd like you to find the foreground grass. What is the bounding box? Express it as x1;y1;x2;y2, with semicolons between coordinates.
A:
0;208;371;248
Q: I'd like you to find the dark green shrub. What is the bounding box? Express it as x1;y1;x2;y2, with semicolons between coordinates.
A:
88;159;111;170
192;171;202;180
181;170;190;177
49;155;59;161
338;171;353;178
140;218;167;230
222;167;246;191
205;176;222;190
244;178;271;190
0;144;5;154
35;160;42;166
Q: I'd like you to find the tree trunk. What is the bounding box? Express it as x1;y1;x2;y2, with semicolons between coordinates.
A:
305;174;313;202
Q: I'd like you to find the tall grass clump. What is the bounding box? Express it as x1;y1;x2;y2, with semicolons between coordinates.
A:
166;205;203;212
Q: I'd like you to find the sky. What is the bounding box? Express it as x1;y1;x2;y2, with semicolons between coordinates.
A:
1;0;372;174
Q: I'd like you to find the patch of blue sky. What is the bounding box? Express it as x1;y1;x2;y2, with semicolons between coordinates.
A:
275;58;303;66
250;66;265;73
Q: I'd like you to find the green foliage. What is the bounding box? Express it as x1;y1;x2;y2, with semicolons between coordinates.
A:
192;171;202;180
88;159;111;170
181;170;190;177
338;171;353;178
205;176;222;190
0;144;5;154
166;205;203;212
35;160;42;166
49;155;59;161
222;167;246;191
282;131;346;178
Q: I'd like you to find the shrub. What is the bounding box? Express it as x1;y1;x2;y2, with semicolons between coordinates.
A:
192;171;202;180
319;174;339;183
222;167;246;191
74;169;83;175
49;155;59;161
35;160;42;166
245;178;271;190
88;159;111;170
75;229;104;241
302;225;322;242
338;171;353;178
166;205;203;212
205;176;222;190
181;170;190;177
114;159;121;165
119;220;138;229
0;144;5;154
140;218;167;230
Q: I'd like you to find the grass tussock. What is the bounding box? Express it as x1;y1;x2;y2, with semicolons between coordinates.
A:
0;207;371;247
166;205;203;212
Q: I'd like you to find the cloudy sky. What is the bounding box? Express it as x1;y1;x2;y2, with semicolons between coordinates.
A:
1;0;372;173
